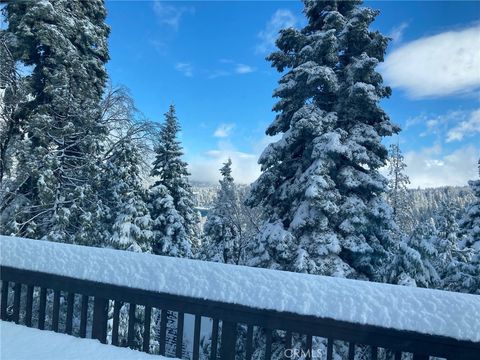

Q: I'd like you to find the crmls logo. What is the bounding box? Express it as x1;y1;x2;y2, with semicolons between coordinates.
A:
284;349;323;359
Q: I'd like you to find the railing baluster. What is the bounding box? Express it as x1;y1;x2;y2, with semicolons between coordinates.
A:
92;297;108;344
306;335;313;360
65;292;74;335
210;318;219;360
127;303;136;348
284;331;292;359
1;280;9;320
220;320;236;360
176;312;184;358
371;346;378;360
12;283;21;323
159;310;167;355
112;300;121;346
38;287;47;330
264;329;272;360
52;290;60;332
348;342;355;360
327;338;333;360
143;305;152;353
25;285;34;327
246;324;254;360
193;315;201;360
80;295;89;338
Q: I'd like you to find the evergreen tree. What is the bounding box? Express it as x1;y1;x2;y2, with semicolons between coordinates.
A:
387;143;412;233
1;0;110;243
149;105;199;257
434;200;462;273
202;159;242;264
446;159;480;294
102;139;153;252
246;0;398;280
460;159;480;252
387;220;440;288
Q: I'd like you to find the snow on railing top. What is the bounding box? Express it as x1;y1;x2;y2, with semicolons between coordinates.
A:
1;235;479;343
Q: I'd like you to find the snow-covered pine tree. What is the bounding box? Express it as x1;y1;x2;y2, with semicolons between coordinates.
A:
102;139;152;252
460;159;480;253
149;183;192;257
0;28;29;201
434;200;462;272
148;105;199;257
246;0;398;280
387;143;412;233
387;219;440;288
1;1;110;243
428;199;476;293
202;159;242;264
446;159;480;294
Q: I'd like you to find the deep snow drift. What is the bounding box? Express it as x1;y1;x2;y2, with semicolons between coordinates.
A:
1;235;479;343
0;321;171;360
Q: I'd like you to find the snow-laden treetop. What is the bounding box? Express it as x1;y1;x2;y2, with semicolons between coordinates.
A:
1;236;479;343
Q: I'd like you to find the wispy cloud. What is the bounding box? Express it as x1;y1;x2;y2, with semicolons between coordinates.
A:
256;9;297;54
207;60;256;79
380;25;480;98
235;64;255;74
214;123;235;138
153;0;194;30
405;109;480;143
207;69;230;79
447;109;480;142
389;22;409;44
175;62;194;77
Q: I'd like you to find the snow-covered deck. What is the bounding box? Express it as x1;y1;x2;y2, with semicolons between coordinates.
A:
0;235;479;344
0;321;173;360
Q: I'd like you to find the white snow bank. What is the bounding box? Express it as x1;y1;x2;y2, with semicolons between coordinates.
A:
0;321;171;360
1;236;480;343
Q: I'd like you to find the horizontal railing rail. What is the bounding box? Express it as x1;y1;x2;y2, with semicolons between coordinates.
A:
1;265;479;360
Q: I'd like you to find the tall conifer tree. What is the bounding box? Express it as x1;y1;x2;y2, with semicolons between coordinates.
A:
387;143;412;233
149;105;199;257
1;0;110;243
246;0;398;280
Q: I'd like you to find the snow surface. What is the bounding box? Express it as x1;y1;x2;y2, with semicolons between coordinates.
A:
0;321;171;360
1;236;480;343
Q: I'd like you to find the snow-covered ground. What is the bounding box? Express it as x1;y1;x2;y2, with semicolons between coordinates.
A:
1;235;479;343
0;321;172;360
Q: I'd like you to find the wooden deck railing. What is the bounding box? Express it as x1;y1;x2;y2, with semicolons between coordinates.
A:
1;264;479;360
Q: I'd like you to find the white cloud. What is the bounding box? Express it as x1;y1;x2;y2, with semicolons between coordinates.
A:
153;1;194;30
213;123;235;138
380;25;480;98
235;64;255;74
175;62;193;77
188;140;259;184
403;145;479;188
446;109;480;142
256;9;297;54
388;22;409;44
189;136;280;184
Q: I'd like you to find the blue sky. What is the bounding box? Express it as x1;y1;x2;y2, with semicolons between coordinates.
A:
106;1;480;187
